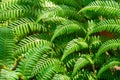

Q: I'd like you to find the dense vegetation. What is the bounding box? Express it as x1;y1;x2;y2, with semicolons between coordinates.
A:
0;0;120;80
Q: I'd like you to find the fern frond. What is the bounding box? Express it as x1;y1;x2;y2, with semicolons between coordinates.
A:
0;69;20;80
61;38;88;61
52;74;71;80
15;36;53;57
0;4;30;21
51;22;84;42
88;19;120;36
36;5;80;23
0;0;18;10
72;55;92;76
16;46;53;79
7;18;47;40
35;58;65;80
97;60;120;78
96;39;120;58
0;27;15;68
79;1;120;17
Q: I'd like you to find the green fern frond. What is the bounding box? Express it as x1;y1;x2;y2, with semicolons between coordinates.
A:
96;39;120;58
16;46;53;79
97;60;120;78
0;69;20;80
0;0;18;10
72;55;92;76
51;22;84;42
88;19;120;36
15;36;53;57
35;58;65;80
7;18;47;40
0;27;15;68
79;1;120;17
61;38;88;61
52;74;71;80
36;5;80;23
0;4;30;21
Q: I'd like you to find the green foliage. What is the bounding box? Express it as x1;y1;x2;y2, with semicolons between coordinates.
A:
0;0;120;80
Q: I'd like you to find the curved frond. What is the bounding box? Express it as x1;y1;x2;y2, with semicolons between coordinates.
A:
16;46;53;79
97;60;120;78
51;22;84;42
15;36;53;57
36;5;80;23
0;4;30;21
35;58;65;80
96;39;120;58
72;55;92;76
61;38;88;61
88;19;120;36
7;18;47;40
79;1;120;17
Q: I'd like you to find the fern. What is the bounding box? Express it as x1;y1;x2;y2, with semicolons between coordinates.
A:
97;60;120;78
35;58;65;80
61;38;88;61
7;18;47;40
96;39;120;58
88;19;120;36
15;36;53;57
51;22;84;42
79;1;120;17
0;28;15;68
0;69;20;80
72;55;92;76
16;46;53;79
0;4;30;21
1;0;120;80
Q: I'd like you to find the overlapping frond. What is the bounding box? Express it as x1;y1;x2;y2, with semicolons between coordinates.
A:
0;4;30;21
35;58;65;80
88;19;120;36
51;22;84;42
16;46;53;79
79;1;120;17
61;38;88;61
7;18;47;40
97;60;120;78
72;55;92;76
15;36;53;57
96;39;120;58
